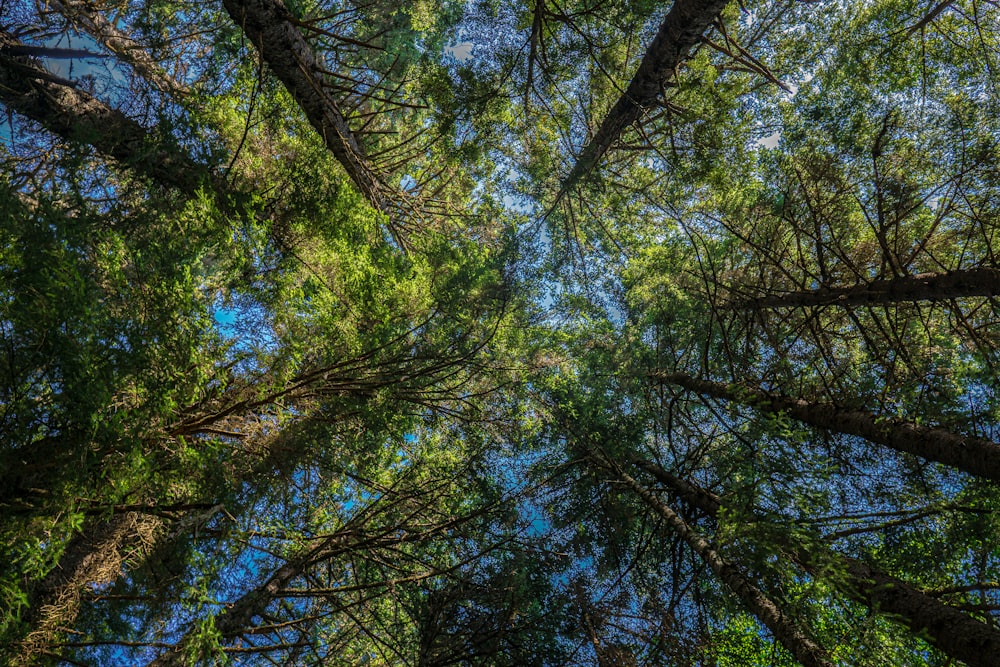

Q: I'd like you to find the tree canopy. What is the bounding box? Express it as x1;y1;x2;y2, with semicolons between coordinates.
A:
3;0;1000;664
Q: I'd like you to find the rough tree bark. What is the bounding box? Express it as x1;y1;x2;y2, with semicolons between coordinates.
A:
730;268;1000;309
13;512;162;667
654;371;1000;481
632;456;1000;667
4;348;454;660
0;30;206;193
561;0;729;192
220;0;390;214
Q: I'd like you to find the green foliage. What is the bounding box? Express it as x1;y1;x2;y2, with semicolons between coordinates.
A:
4;0;1000;665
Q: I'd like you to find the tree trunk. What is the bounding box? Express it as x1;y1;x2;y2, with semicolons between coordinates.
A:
627;453;722;514
826;556;1000;666
730;268;1000;309
561;0;729;191
145;536;329;667
221;0;389;214
43;0;191;99
633;456;1000;667
3;340;469;657
13;512;163;667
0;31;206;193
655;371;1000;481
590;452;835;667
145;517;428;666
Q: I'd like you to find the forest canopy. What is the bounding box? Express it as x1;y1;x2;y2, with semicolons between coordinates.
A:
2;0;1000;664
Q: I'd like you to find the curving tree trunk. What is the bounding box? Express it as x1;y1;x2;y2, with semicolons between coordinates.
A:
561;0;729;192
730;268;1000;309
632;456;1000;667
654;371;1000;481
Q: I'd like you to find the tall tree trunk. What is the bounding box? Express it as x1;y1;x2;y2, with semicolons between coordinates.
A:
632;456;1000;667
145;496;478;667
13;511;163;667
561;0;729;192
589;452;835;667
3;329;471;658
220;0;390;215
5;396;314;660
730;268;1000;309
0;31;207;193
654;372;1000;481
43;0;191;99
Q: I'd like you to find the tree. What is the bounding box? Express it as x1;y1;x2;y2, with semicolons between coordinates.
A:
728;268;1000;309
586;447;835;667
653;371;1000;481
629;455;1000;667
560;0;730;193
4;0;1000;665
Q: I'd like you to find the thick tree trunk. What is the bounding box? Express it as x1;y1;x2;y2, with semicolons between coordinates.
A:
731;268;1000;309
561;0;729;191
13;512;163;667
44;0;191;99
828;556;1000;666
633;457;1000;667
12;505;224;666
5;411;294;659
655;372;1000;481
220;0;389;213
0;31;206;193
592;454;834;667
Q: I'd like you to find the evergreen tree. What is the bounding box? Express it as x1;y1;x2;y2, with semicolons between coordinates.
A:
4;0;1000;664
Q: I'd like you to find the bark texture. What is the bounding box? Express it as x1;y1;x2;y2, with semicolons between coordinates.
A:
636;460;1000;667
0;31;206;193
731;268;1000;309
2;334;460;659
656;372;1000;481
828;556;1000;666
562;0;729;191
221;0;388;212
14;512;163;666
